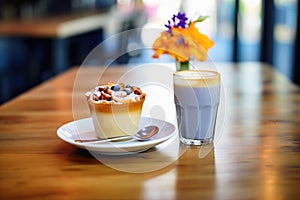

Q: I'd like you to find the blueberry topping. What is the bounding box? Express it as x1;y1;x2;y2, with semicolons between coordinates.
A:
125;84;131;88
123;88;132;95
111;84;120;91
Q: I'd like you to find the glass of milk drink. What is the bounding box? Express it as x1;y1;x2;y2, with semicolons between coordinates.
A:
173;70;220;146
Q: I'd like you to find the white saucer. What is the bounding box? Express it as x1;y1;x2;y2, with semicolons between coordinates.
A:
57;117;176;155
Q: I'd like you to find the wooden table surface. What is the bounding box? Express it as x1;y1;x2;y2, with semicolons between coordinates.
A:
0;11;112;38
0;62;300;199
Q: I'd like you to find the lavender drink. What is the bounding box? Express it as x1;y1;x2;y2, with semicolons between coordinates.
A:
173;70;220;145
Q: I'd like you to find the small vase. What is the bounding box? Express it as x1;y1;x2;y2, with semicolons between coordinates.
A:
176;61;189;71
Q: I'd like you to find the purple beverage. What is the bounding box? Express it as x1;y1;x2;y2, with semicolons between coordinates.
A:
173;70;220;145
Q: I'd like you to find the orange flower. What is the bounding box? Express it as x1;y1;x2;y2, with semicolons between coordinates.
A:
152;21;214;62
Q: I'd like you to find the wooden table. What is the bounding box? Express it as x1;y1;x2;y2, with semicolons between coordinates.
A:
0;62;300;199
0;11;114;75
0;11;113;39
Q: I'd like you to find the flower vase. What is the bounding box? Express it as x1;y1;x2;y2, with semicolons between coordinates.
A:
176;61;189;71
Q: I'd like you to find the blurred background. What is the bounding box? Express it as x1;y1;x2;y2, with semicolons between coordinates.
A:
0;0;299;104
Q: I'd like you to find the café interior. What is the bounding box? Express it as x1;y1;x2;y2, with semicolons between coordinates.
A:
0;0;299;104
0;1;300;199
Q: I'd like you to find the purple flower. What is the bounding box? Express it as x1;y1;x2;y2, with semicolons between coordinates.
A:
165;12;189;31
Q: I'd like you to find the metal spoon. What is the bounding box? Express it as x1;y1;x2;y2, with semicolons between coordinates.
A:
75;125;159;143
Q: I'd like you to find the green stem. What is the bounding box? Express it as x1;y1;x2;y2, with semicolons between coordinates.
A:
178;61;189;71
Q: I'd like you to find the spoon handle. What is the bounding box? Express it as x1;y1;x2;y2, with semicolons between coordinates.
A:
75;135;132;143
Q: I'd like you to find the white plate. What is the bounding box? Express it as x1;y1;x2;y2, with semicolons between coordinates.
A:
57;117;176;155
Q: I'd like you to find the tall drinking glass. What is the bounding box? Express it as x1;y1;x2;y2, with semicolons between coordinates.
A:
173;70;220;146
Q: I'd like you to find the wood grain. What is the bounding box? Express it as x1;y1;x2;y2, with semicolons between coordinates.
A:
0;63;300;200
